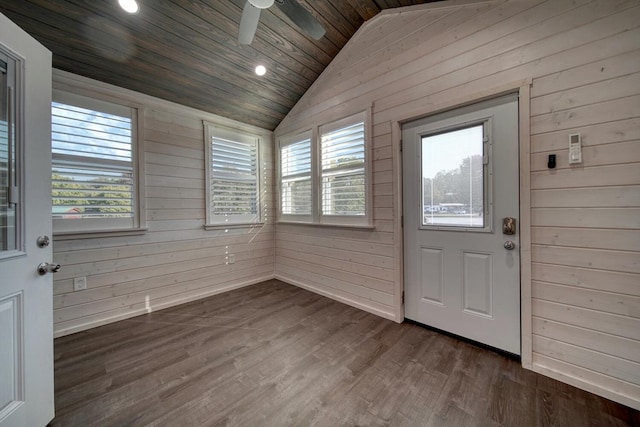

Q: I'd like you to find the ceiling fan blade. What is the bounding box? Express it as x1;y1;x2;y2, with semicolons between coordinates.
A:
276;0;326;40
238;1;261;45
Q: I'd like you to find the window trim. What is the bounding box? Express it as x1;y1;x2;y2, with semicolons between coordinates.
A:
51;89;146;238
203;122;262;229
277;107;372;228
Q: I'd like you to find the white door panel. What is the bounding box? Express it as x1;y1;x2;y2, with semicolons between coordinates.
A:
403;94;520;355
0;12;54;427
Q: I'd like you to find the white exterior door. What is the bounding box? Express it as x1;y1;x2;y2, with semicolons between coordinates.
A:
403;94;520;355
0;13;54;427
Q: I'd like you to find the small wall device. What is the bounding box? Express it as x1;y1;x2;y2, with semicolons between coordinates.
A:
568;133;582;164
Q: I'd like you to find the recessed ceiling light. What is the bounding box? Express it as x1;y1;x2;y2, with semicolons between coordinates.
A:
118;0;139;14
255;65;267;76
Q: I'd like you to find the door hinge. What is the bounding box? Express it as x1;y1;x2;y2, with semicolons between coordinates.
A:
399;139;403;152
401;291;405;304
401;215;404;228
8;186;19;206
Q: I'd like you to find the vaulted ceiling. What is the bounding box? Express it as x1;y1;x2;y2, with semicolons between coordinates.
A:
1;0;440;130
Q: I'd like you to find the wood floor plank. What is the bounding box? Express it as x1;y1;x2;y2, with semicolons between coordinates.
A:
50;279;639;426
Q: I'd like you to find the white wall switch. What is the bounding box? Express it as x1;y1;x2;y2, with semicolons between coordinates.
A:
73;277;87;291
569;133;582;164
228;254;235;264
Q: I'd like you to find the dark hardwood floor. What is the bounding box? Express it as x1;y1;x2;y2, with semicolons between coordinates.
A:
51;280;639;426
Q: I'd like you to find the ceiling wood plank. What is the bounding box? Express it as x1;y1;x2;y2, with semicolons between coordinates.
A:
300;1;359;40
2;2;293;114
346;0;382;21
1;0;443;130
327;1;366;29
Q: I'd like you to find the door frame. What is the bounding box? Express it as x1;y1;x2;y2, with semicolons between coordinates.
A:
392;78;533;368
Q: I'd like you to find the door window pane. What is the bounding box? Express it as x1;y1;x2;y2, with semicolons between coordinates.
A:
0;57;17;252
421;124;485;228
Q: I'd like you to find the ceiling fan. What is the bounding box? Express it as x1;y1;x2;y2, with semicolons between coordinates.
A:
238;0;326;45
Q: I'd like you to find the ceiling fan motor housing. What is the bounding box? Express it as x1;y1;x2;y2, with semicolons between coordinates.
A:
248;0;275;8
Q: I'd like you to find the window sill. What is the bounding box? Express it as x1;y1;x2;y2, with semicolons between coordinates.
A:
276;221;376;231
203;222;265;231
53;227;148;241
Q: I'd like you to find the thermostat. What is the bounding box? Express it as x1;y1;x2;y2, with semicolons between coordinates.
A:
569;133;582;164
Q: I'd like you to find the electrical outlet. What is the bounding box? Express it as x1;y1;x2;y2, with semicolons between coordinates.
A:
73;277;87;291
228;254;235;264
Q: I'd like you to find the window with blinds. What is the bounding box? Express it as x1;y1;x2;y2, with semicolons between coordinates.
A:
205;124;260;226
51;92;137;232
280;132;311;216
277;110;370;227
320;118;366;217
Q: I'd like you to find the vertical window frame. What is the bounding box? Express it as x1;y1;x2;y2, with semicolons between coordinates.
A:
51;89;145;236
204;122;262;228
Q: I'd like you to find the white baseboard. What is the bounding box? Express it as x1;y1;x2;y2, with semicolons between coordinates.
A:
54;274;274;338
532;358;640;411
275;273;399;323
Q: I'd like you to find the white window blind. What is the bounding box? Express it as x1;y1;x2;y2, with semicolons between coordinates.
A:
320;119;366;217
280;134;311;216
208;127;259;225
51;97;135;228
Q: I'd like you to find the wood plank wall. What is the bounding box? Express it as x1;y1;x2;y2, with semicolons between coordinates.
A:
275;0;640;409
51;70;275;337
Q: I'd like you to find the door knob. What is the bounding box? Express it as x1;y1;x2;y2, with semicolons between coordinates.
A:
37;262;61;276
36;235;50;248
503;241;516;250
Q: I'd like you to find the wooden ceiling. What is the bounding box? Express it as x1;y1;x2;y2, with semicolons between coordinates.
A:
1;0;439;130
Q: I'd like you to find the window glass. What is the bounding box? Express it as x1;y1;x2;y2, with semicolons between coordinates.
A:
206;124;260;226
320;120;365;217
0;56;17;252
421;124;485;228
52;101;134;221
277;110;370;227
280;134;311;215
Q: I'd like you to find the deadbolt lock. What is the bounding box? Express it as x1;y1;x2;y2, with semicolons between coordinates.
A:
36;235;50;248
502;217;516;235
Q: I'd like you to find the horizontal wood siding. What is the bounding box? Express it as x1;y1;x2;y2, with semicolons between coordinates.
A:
52;71;275;337
275;120;397;320
275;0;640;409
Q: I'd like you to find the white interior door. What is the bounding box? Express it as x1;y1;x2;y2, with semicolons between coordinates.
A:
403;94;520;355
0;13;54;427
